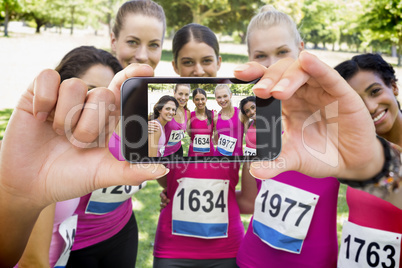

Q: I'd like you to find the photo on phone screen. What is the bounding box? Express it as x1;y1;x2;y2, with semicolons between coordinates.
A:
121;77;281;163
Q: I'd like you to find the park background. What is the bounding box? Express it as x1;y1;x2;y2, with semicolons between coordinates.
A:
1;0;402;267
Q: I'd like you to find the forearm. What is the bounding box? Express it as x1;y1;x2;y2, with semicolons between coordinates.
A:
0;190;43;267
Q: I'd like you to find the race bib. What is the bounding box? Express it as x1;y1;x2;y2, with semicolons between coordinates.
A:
217;134;237;156
167;130;185;146
172;177;229;239
54;215;78;268
85;182;146;215
244;146;256;156
193;134;210;153
253;179;319;254
338;221;401;268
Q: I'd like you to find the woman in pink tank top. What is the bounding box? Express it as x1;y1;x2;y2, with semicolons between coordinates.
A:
148;96;179;157
335;54;402;267
188;88;215;156
236;6;340;267
163;84;191;157
213;84;246;157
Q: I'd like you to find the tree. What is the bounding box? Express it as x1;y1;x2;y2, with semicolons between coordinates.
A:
20;0;54;33
299;0;339;49
158;0;232;32
1;0;21;36
361;0;402;66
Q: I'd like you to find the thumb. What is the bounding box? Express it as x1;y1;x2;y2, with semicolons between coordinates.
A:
95;157;168;189
249;149;297;180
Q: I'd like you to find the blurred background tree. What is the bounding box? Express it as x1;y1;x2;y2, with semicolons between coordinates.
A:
1;0;402;65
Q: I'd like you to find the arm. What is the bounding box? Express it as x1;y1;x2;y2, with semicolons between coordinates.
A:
17;204;56;268
186;110;191;138
213;113;219;145
236;163;258;214
0;64;168;267
148;122;161;157
233;52;394;204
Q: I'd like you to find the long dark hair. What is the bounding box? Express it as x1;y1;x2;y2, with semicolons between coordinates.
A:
239;96;256;116
192;88;212;125
172;23;219;65
149;95;179;121
334;53;400;110
55;46;122;82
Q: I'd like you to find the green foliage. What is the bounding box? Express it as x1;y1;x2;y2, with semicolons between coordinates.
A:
0;109;13;139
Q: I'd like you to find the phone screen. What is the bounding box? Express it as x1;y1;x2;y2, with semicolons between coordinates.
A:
121;77;281;163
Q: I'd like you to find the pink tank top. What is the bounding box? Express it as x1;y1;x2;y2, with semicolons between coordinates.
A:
154;162;244;259
188;110;215;156
236;172;339;268
164;110;188;156
245;121;256;148
215;107;244;156
72;132;132;250
346;187;402;267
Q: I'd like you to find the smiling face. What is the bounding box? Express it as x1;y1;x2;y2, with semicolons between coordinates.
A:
243;101;256;120
111;14;163;69
158;101;177;123
193;93;207;111
172;40;221;77
174;85;190;108
215;87;232;109
248;25;303;67
347;70;400;136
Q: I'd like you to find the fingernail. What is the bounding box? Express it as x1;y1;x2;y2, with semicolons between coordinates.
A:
155;168;170;179
271;78;290;92
252;78;273;91
234;64;250;72
36;112;49;122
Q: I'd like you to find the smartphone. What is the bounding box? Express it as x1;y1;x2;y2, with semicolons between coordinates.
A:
121;77;281;163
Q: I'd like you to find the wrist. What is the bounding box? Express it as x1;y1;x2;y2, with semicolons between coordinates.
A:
338;136;402;199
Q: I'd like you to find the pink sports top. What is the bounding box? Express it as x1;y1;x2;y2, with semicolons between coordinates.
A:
215;107;244;156
71;132;134;251
188;110;215;156
154;162;244;259
345;187;402;267
164;110;188;156
236;172;339;268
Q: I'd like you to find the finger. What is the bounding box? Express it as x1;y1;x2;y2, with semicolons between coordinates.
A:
249;148;297;180
71;87;115;144
96;161;169;189
108;63;154;113
251;57;310;100
32;69;61;121
52;78;88;135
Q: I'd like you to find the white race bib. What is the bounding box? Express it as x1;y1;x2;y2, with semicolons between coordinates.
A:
85;182;146;215
193;134;210;153
338;221;401;268
217;134;237;156
253;179;319;254
54;215;78;268
172;177;229;239
167;130;185;146
244;146;256;156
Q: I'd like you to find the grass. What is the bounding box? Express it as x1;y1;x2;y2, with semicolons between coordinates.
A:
0;106;349;267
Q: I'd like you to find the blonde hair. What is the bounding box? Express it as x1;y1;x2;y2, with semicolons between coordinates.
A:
214;84;231;95
246;5;302;54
